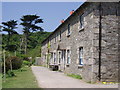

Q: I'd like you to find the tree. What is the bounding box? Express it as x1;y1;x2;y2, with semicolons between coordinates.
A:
0;25;2;32
20;15;43;54
2;20;18;46
2;20;18;72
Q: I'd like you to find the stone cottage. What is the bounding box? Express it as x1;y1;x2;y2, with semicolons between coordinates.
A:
41;2;119;83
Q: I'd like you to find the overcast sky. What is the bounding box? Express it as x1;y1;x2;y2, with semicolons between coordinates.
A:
2;2;84;34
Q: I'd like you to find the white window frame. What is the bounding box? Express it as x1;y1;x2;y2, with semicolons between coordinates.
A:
78;13;84;31
58;51;61;64
79;47;83;65
54;34;56;43
50;52;53;64
66;49;71;65
67;24;71;36
59;31;61;41
53;52;56;64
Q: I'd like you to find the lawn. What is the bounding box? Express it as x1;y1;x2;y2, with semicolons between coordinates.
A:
2;66;39;88
67;74;82;80
0;74;2;89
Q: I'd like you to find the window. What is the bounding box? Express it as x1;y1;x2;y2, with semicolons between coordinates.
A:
79;47;83;65
45;55;46;60
54;53;56;64
50;53;53;64
59;31;61;41
79;14;84;29
67;24;71;36
50;39;51;46
57;33;58;41
48;39;51;48
62;50;66;65
67;50;70;64
54;34;56;43
58;52;61;64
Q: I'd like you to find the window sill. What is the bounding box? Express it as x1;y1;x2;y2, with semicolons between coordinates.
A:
79;27;84;32
66;64;70;67
78;65;83;68
67;34;70;37
59;39;61;42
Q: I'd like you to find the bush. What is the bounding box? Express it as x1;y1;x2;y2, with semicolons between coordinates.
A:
23;60;32;66
5;56;22;72
7;70;15;77
23;56;30;61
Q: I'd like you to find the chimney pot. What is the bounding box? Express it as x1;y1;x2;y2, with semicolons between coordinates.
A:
70;10;74;15
61;19;64;23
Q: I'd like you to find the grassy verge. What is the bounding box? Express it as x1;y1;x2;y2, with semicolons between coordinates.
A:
2;66;39;88
67;74;82;79
0;74;2;89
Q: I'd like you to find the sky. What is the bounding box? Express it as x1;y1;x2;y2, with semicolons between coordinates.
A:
2;2;84;34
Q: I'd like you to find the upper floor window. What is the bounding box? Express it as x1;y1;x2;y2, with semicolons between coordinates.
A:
67;24;71;36
50;39;51;46
79;13;84;29
79;47;83;65
48;39;51;48
54;34;56;43
59;31;61;40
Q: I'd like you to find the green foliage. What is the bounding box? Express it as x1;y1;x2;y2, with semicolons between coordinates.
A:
2;34;21;51
21;54;30;61
2;20;18;47
23;60;32;66
7;70;15;77
2;31;51;65
20;15;44;54
20;15;43;32
5;56;22;71
67;74;82;79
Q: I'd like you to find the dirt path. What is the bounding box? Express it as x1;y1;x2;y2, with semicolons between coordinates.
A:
31;66;118;88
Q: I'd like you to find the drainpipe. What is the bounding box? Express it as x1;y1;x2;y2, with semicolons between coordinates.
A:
98;2;102;81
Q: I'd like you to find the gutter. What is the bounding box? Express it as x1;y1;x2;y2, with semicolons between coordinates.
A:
98;2;102;81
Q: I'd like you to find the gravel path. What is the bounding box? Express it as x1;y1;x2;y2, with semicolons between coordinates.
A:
31;66;118;88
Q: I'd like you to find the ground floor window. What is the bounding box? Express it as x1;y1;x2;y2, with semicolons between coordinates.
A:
58;52;61;64
62;50;66;64
50;53;53;64
54;53;56;64
67;50;70;64
79;47;83;65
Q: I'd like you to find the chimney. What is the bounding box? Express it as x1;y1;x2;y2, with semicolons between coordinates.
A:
61;19;64;23
70;10;74;15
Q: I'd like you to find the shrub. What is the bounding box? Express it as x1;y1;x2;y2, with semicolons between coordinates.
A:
23;57;30;61
23;60;32;66
20;54;30;61
5;56;22;71
7;70;15;77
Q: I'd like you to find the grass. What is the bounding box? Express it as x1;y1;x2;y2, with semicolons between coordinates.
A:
67;74;82;79
0;74;2;89
2;66;39;88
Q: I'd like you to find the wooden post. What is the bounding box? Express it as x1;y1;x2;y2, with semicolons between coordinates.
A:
9;54;12;71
